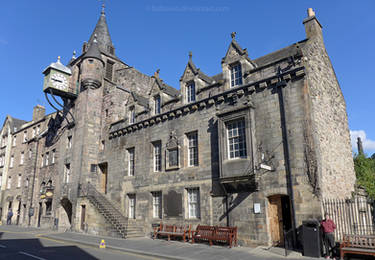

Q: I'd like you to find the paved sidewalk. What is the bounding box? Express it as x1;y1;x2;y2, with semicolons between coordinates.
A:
40;231;317;260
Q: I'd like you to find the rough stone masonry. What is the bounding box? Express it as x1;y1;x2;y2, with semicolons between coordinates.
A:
0;7;355;247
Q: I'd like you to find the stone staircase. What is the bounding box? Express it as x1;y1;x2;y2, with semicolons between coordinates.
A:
86;183;144;238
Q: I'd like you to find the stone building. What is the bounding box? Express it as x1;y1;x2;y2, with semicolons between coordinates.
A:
0;7;355;246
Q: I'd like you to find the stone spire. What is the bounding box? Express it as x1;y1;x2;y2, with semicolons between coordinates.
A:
88;3;114;55
357;137;364;155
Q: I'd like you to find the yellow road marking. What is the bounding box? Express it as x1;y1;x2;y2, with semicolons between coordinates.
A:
36;234;161;260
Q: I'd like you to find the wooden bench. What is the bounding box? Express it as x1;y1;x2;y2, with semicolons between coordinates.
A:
192;225;216;246
215;226;237;248
153;223;191;242
191;225;237;248
340;234;375;259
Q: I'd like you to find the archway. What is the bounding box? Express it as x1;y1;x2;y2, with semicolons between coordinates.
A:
60;198;72;224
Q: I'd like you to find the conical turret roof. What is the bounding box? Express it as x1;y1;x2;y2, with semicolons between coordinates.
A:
88;4;114;54
83;35;104;64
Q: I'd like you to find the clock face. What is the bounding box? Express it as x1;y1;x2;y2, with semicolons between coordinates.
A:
50;73;68;91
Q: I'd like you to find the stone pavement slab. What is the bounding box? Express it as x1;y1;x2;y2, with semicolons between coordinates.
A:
41;231;320;260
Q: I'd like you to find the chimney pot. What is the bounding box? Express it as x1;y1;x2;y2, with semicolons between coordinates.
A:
307;8;315;17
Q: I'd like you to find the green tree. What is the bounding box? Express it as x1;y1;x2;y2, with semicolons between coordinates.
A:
354;153;375;199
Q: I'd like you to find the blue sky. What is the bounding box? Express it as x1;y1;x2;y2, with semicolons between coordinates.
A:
1;1;374;155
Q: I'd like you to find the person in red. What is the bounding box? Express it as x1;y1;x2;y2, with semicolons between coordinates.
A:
321;213;336;259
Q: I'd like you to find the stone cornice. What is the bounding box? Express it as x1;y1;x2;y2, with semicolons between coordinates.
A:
109;66;305;139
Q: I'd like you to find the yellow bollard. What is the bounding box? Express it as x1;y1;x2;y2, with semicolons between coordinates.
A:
99;239;106;249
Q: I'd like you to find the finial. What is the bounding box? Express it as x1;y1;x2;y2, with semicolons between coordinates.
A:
231;32;236;39
101;2;105;15
93;33;98;43
72;50;76;59
154;69;160;78
189;51;192;60
307;8;315;17
57;56;61;63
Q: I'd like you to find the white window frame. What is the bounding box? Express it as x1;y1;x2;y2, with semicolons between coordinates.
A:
41;154;44;167
226;119;247;159
230;63;243;87
37;125;40;135
23;131;27;142
187;188;200;219
153;142;162;172
67;136;72;149
186;82;196;103
10;155;14;168
128;194;136;219
12;136;16;147
52;149;55;164
32;127;36;138
128;148;135;176
45;152;49;166
65;164;71;183
152;191;162;219
7;176;11;189
187;132;198;167
20;152;24;165
17;174;22;188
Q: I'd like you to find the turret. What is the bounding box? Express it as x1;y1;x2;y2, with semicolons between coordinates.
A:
80;35;104;90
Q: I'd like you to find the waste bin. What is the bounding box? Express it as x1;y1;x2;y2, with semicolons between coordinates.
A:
302;219;321;258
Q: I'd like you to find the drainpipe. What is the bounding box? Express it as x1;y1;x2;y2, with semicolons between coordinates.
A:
276;67;297;248
28;137;39;226
28;129;47;226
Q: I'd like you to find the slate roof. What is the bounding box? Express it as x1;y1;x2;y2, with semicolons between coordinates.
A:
132;92;149;108
4;116;27;133
154;77;179;97
254;40;306;67
186;57;214;84
82;37;103;63
88;6;114;54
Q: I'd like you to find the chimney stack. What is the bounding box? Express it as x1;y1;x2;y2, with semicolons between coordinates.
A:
303;8;322;39
33;105;45;121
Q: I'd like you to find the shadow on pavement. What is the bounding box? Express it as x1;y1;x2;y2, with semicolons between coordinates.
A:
0;238;99;260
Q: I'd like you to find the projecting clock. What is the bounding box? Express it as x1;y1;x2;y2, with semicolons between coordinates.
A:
50;73;68;91
42;56;76;99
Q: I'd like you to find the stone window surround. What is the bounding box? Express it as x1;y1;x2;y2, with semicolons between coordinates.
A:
217;105;253;163
151;191;162;219
186;131;198;167
128;193;136;219
186;187;200;219
186;81;196;103
230;62;243;88
127;147;135;176
152;141;162;172
109;67;305;139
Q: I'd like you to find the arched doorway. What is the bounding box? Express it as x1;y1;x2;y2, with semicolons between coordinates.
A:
60;198;72;224
267;194;292;247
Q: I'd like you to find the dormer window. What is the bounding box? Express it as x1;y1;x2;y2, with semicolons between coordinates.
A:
230;63;243;87
154;96;161;115
129;107;136;124
186;82;196;103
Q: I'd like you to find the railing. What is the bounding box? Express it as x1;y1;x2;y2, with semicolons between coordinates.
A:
84;182;129;238
322;197;375;241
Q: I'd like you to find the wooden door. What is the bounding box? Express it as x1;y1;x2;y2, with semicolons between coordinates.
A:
268;196;284;246
80;205;86;230
99;164;108;194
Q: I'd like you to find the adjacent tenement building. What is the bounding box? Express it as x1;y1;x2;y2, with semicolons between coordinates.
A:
0;7;355;246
